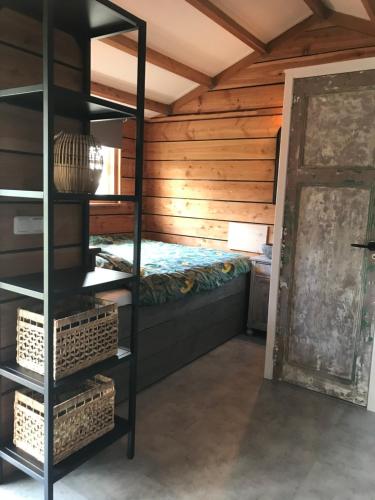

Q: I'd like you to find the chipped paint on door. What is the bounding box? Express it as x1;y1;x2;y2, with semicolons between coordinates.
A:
304;89;375;168
276;70;375;405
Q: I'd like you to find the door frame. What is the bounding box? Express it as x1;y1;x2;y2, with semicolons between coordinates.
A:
264;57;375;412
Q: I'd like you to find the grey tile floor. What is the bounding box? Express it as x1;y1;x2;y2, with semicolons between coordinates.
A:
2;335;375;500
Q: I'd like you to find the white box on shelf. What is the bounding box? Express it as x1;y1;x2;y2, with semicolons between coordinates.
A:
14;216;43;235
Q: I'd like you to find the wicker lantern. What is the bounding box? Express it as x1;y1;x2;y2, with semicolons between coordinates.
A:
54;131;104;193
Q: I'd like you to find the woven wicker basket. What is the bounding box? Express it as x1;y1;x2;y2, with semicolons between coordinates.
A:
16;297;118;380
54;131;103;193
14;375;115;464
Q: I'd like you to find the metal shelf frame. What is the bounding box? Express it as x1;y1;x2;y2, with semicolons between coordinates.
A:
0;1;146;499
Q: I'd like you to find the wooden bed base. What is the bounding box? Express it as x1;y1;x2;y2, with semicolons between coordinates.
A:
109;273;250;402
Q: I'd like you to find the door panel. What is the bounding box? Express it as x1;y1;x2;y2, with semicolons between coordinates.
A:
276;70;375;405
288;186;370;378
303;89;375;168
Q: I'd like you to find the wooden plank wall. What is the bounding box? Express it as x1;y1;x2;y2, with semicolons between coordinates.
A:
113;19;375;253
137;106;281;252
90;20;375;251
0;8;83;451
117;94;281;251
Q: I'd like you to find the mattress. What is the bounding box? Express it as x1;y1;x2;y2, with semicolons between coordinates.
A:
96;288;132;307
90;234;251;306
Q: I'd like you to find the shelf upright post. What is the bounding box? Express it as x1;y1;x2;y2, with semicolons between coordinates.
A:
43;0;55;498
0;366;3;486
80;32;92;271
128;20;146;460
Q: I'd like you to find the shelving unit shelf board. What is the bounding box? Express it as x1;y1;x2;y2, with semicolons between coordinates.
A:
2;0;143;38
0;347;132;394
0;191;137;202
0;267;135;300
0;189;44;200
0;86;137;121
55;193;137;203
0;416;129;483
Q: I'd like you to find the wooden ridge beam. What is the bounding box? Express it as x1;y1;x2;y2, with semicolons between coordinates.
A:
102;35;213;88
362;0;375;25
185;0;267;53
91;81;171;115
303;0;331;18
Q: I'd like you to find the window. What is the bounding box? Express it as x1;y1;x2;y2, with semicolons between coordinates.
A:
95;146;121;196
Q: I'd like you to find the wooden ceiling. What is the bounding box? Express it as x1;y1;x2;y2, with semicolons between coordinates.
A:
91;0;375;116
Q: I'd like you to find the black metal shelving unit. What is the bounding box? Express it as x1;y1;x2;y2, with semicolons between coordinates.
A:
0;1;146;499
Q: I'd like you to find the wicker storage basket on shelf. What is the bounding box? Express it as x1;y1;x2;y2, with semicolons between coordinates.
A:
14;375;115;464
16;297;118;380
54;131;103;193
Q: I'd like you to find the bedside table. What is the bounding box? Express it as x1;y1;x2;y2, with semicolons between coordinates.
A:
247;255;271;335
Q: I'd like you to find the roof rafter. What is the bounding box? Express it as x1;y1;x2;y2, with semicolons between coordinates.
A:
91;81;171;115
303;0;331;18
185;0;268;53
102;35;213;88
171;13;322;114
361;0;375;25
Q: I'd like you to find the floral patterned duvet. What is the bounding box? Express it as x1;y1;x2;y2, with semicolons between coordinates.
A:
90;234;250;306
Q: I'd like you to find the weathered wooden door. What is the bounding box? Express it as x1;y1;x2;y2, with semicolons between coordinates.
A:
276;70;375;406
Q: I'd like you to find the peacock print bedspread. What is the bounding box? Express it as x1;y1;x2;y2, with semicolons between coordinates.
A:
90;234;251;306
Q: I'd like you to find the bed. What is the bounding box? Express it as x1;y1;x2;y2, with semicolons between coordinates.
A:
90;235;251;400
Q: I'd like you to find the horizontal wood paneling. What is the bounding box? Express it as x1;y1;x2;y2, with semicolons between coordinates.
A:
123;159;275;181
123;178;273;203
0;152;42;190
144;214;230;240
173;84;284;114
149;107;284;122
120;19;375;256
90;202;134;216
124;137;276;161
0;8;82;68
145;115;282;141
143;138;276;161
90;214;134;235
217;46;375;89
143;232;269;256
0;43;82;91
262;25;375;61
143;197;275;224
0;246;81;279
123;119;137;140
144;216;274;243
136;95;279;252
0;204;81;252
143;231;237;252
0;104;82;155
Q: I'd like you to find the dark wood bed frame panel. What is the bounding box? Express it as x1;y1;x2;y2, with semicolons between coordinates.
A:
109;273;250;401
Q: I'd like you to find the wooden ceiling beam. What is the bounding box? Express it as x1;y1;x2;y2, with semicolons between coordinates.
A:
217;15;322;87
185;0;267;53
361;0;375;25
102;35;213;88
91;81;171;116
330;11;375;36
303;0;332;18
171;14;323;114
